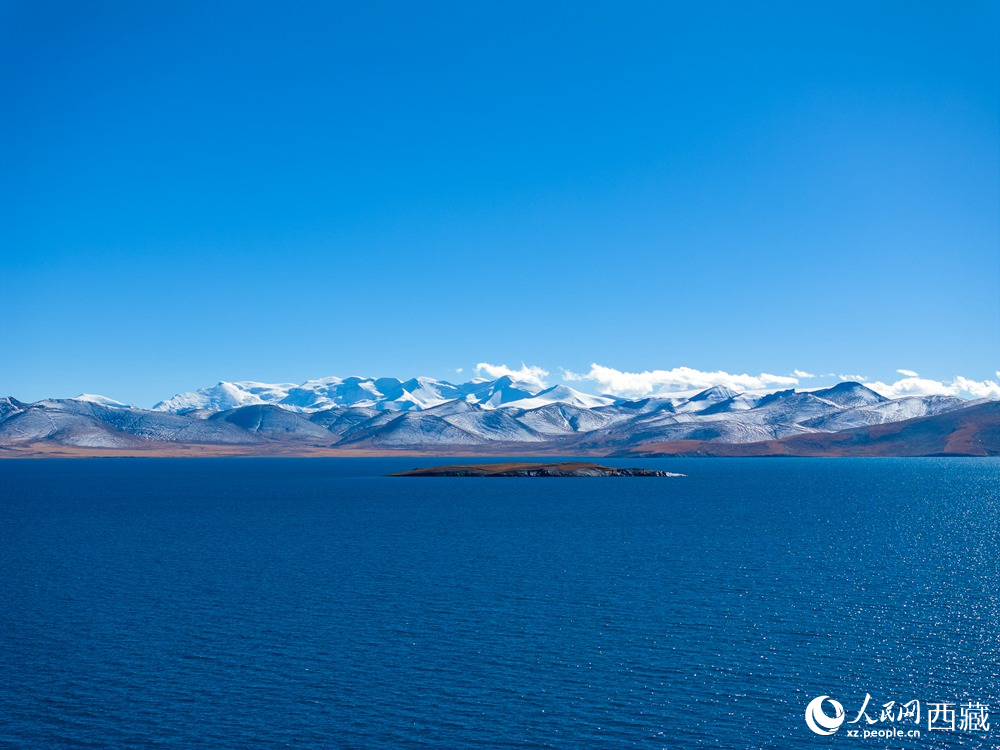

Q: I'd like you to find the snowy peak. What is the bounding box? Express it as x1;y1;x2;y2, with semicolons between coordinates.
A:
501;385;616;410
153;381;294;413
72;394;131;409
811;381;887;408
0;396;26;422
462;376;536;408
689;385;740;402
673;385;743;414
152;375;534;414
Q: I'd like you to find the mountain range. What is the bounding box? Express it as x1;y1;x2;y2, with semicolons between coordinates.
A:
148;375;612;413
1;375;997;457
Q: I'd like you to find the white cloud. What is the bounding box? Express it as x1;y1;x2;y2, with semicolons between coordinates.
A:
866;377;953;397
952;376;1000;399
564;363;799;398
454;367;464;374
896;369;919;377
475;362;549;390
866;375;1000;399
480;362;1000;401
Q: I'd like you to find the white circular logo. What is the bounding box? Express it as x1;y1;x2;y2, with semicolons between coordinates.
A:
805;695;845;735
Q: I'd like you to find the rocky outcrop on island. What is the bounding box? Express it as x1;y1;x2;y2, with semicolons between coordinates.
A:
390;462;684;477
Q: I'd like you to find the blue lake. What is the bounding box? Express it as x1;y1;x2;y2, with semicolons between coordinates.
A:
1;458;997;748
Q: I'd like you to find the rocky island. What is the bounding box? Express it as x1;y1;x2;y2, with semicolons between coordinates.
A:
390;461;684;477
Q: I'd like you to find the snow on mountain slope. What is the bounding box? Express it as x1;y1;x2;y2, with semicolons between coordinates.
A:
336;412;485;447
307;406;376;435
593;398;678;422
156;375;499;413
571;389;839;447
800;394;968;432
325;409;418;444
689;385;740;402
277;376;465;412
571;411;805;450
279;376;393;411
808;382;888;409
0;399;262;447
154;381;295;413
673;385;742;413
441;408;549;443
420;399;481;417
72;394;131;408
695;393;759;415
0;404;139;447
514;402;619;436
380;377;468;410
209;405;336;443
0;397;26;423
743;390;844;423
463;376;537;408
498;385;615;410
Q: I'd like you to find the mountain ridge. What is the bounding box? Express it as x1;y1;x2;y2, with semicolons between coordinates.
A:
1;379;994;457
611;401;1000;457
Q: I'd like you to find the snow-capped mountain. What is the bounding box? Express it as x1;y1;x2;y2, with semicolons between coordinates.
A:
809;381;888;409
153;374;581;413
153;381;297;413
71;394;132;409
799;393;967;432
0;397;262;448
2;378;994;454
497;384;616;411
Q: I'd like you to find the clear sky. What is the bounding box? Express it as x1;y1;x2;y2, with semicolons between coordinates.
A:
2;1;998;406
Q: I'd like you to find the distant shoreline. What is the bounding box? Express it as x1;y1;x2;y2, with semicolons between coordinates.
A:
1;443;995;459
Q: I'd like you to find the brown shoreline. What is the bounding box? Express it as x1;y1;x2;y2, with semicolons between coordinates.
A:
0;442;608;459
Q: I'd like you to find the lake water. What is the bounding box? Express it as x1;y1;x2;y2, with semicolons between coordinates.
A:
1;458;997;748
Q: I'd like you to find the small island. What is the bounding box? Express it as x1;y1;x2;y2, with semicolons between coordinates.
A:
390;461;684;477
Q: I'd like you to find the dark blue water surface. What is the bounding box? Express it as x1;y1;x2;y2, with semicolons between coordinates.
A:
1;458;998;749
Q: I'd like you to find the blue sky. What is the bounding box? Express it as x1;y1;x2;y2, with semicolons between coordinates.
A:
2;1;998;406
